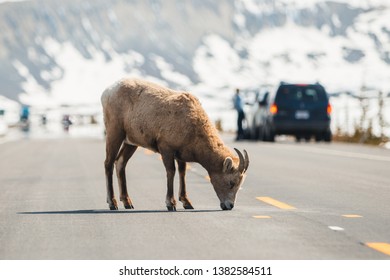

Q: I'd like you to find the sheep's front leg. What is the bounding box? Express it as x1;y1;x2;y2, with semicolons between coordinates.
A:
177;160;194;209
161;151;177;211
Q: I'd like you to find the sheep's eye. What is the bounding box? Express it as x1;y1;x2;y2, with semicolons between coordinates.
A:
229;181;235;189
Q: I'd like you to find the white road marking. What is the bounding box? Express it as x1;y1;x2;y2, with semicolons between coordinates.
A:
328;226;344;231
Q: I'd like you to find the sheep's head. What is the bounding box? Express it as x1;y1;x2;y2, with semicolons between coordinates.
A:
210;149;249;210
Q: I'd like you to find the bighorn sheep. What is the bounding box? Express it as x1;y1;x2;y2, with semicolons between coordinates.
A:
101;78;249;211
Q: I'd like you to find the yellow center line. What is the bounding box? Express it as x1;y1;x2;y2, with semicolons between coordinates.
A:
252;215;271;219
256;197;296;210
342;214;363;218
366;243;390;256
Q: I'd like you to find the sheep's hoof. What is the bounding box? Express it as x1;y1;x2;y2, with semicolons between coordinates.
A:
109;205;118;210
179;197;193;210
125;205;134;209
167;206;176;211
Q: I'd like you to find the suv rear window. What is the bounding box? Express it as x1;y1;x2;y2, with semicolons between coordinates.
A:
275;85;327;103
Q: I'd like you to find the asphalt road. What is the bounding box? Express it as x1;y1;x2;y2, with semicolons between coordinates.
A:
0;135;389;260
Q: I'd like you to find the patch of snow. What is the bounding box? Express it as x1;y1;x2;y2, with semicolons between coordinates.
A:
151;55;192;87
18;38;152;107
193;35;242;89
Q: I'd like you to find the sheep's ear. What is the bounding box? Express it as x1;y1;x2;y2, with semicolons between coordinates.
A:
223;157;233;173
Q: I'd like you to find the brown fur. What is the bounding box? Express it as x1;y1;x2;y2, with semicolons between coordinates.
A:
101;78;249;211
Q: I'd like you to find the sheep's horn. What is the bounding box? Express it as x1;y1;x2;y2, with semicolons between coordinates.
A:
234;148;246;173
243;149;249;172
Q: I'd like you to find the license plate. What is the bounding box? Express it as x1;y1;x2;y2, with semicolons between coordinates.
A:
295;110;309;119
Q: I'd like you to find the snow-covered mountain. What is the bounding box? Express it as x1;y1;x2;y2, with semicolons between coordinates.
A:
0;0;389;133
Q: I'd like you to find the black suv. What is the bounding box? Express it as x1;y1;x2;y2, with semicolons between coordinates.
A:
246;83;332;142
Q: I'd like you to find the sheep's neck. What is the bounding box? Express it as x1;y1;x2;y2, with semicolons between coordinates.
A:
195;141;232;174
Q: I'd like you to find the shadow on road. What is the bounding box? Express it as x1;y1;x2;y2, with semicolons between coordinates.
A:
18;209;221;215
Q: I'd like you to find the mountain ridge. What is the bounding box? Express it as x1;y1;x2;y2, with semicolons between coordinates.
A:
1;0;389;104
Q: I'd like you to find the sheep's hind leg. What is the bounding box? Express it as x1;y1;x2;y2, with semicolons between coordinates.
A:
104;129;125;210
161;150;177;211
177;160;194;210
115;143;138;209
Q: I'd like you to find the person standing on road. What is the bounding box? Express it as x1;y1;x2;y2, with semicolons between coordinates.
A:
20;105;30;122
62;114;72;133
233;88;245;140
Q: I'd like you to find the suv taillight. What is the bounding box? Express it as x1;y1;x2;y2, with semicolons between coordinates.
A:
270;104;278;115
327;103;332;115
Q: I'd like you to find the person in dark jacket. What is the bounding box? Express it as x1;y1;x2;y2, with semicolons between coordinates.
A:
233;88;245;140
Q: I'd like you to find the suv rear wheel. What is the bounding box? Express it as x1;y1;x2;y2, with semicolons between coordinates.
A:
263;124;275;142
252;125;260;140
315;130;332;142
324;129;332;142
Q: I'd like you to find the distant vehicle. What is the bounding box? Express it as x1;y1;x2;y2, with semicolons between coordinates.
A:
0;109;8;136
245;82;332;142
